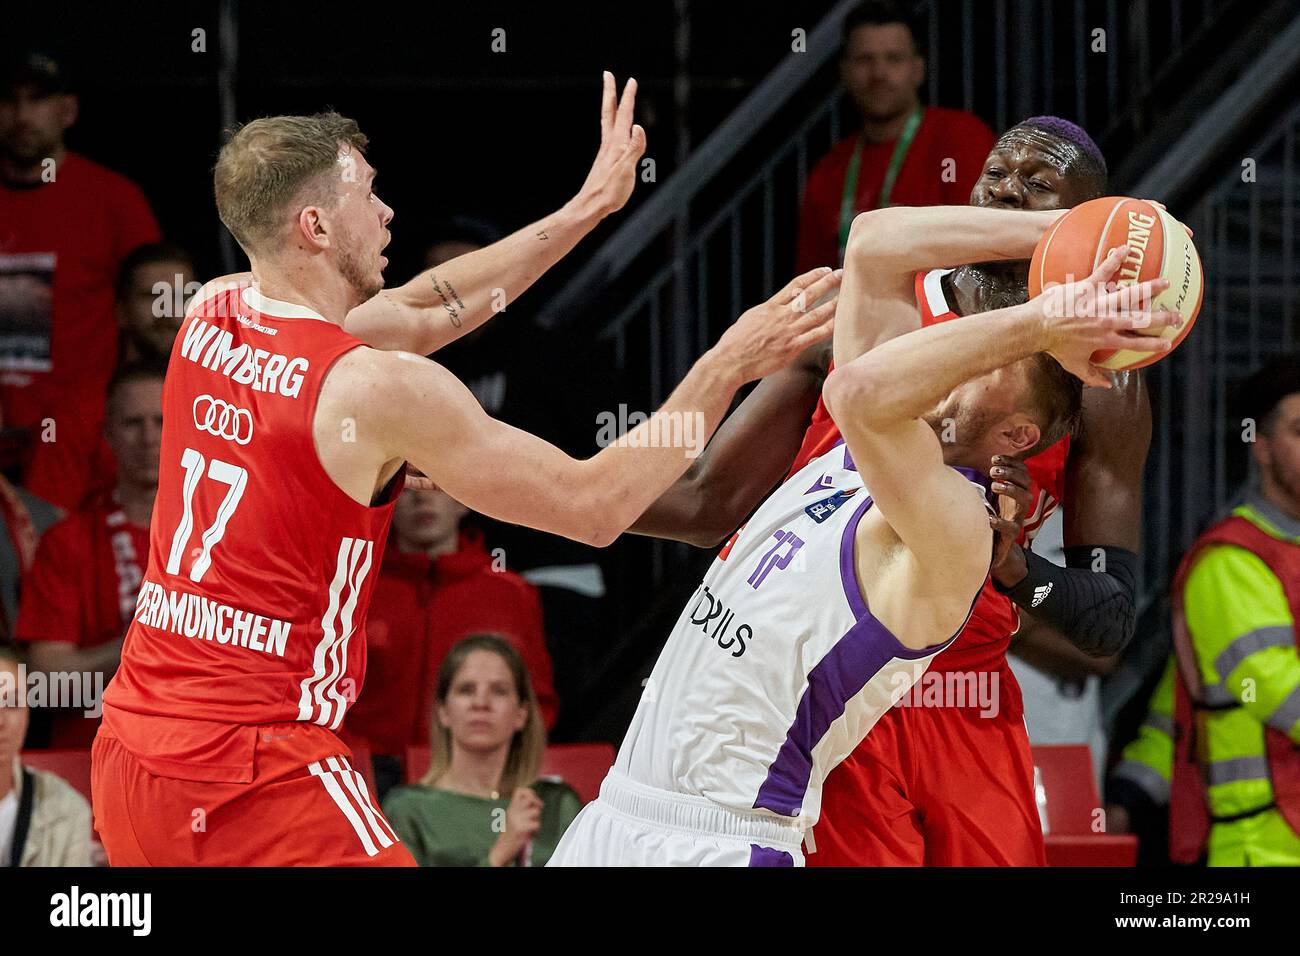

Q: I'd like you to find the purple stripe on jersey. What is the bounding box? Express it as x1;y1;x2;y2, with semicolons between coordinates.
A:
753;495;955;819
748;844;795;867
838;495;873;619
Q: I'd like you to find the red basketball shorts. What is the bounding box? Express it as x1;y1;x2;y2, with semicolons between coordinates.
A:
808;674;1046;867
91;722;415;867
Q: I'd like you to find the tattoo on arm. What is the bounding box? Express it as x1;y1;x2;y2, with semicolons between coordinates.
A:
536;230;549;240
429;273;464;328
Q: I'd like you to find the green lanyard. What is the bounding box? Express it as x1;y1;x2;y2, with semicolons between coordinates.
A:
837;107;924;263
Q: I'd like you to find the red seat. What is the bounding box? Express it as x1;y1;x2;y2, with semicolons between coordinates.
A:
1032;744;1137;866
538;744;616;804
405;743;615;805
21;749;93;804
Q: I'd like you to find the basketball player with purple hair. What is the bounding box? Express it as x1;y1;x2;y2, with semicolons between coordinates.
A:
633;116;1152;865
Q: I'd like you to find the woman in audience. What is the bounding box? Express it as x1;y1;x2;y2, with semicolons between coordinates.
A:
382;634;581;866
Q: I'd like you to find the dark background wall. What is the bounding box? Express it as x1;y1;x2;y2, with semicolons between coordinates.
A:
18;0;836;287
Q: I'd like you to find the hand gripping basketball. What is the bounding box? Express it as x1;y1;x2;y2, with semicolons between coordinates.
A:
1037;244;1183;388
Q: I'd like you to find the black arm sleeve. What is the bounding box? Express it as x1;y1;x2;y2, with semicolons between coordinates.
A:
994;545;1139;656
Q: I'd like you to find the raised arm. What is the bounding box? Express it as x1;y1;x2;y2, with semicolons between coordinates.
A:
369;278;835;547
833;205;1062;368
345;73;646;354
824;244;1173;596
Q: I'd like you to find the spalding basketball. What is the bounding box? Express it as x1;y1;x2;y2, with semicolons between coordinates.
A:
1028;196;1203;371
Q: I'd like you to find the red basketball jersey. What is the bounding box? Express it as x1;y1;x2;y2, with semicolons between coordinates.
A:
102;286;402;778
785;269;1069;671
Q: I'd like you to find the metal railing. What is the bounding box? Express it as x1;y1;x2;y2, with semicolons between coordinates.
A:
552;0;1252;597
1145;98;1300;603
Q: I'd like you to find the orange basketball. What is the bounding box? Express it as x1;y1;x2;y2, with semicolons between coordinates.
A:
1028;196;1204;371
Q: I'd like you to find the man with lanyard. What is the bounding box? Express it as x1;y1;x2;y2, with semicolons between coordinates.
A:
795;1;995;272
17;361;160;747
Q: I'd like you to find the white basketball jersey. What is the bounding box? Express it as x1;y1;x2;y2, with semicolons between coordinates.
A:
615;440;994;830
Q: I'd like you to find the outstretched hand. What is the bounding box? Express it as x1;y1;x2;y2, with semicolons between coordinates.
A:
713;267;841;384
573;72;647;220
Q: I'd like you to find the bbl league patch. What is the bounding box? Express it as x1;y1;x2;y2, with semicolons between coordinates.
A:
804;487;857;523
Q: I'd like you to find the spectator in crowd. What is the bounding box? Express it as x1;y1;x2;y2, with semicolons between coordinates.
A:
114;241;196;365
0;48;160;505
418;222;618;734
345;487;558;796
0;647;93;865
382;635;581;867
1108;355;1300;866
0;442;60;645
25;242;194;511
795;1;995;272
16;361;161;747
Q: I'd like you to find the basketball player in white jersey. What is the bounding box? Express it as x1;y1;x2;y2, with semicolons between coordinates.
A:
548;204;1180;866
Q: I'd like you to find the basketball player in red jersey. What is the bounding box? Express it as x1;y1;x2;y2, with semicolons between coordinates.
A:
636;117;1147;865
90;77;839;866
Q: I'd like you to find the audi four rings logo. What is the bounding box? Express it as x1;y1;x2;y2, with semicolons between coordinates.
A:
193;394;253;445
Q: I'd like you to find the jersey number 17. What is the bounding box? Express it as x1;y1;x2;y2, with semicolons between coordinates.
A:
165;446;249;583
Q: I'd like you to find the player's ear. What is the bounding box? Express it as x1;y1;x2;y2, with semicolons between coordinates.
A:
1002;417;1040;457
297;206;329;250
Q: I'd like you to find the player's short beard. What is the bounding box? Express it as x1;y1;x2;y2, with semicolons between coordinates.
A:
923;402;999;461
337;231;382;304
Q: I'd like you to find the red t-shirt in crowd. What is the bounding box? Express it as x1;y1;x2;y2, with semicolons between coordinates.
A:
343;528;559;758
16;492;150;747
795;106;996;273
0;151;159;506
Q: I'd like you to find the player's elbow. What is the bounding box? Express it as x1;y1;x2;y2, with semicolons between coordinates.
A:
844;208;899;265
575;506;624;549
823;365;886;431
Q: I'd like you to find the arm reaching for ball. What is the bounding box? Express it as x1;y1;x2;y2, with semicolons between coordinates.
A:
824;246;1176;644
358;270;836;547
833;205;1065;369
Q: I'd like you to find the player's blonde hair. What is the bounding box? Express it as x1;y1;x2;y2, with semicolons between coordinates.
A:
213;111;367;255
421;634;546;795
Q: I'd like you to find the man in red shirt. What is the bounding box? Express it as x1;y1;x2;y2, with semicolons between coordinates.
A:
796;2;995;273
25;242;196;512
0;50;160;500
345;488;558;787
18;361;161;747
